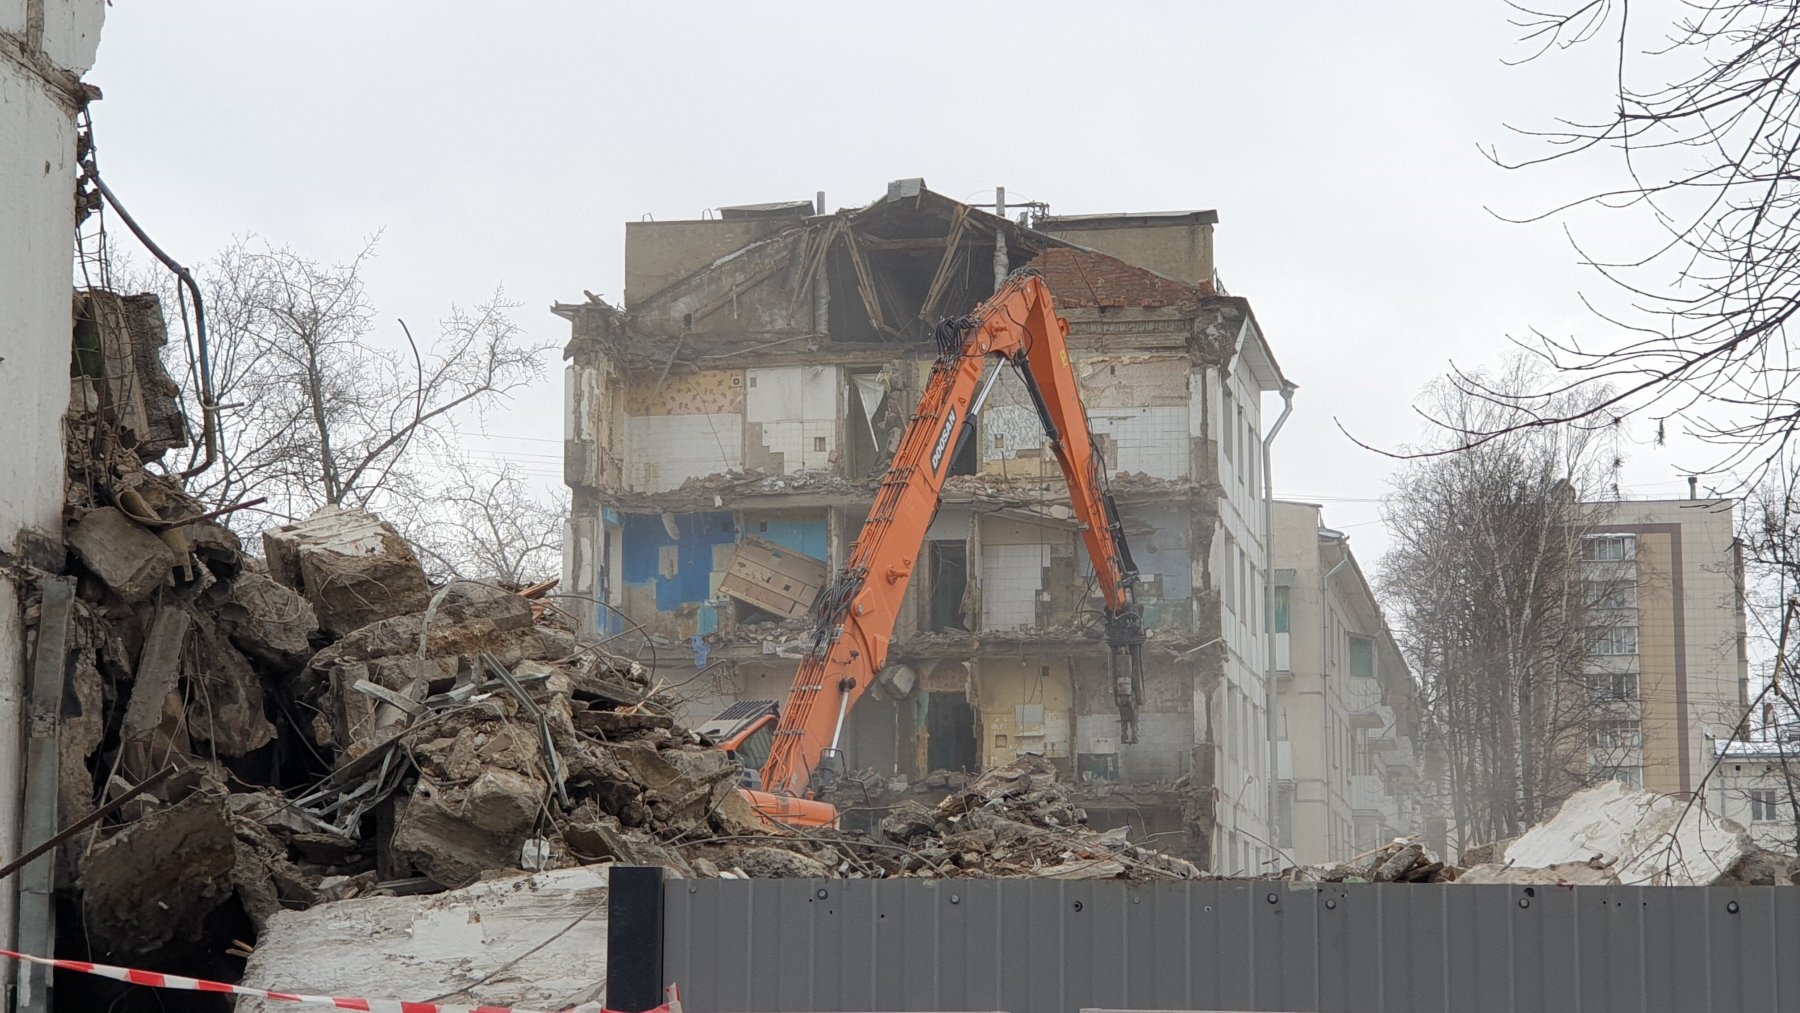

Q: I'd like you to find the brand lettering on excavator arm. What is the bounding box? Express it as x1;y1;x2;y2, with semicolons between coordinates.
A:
930;406;958;473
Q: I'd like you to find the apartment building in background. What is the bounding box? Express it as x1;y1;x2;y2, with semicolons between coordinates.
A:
556;181;1292;872
1581;498;1747;797
1269;500;1421;865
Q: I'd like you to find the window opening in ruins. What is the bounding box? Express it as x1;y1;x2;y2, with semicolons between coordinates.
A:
846;368;888;476
927;540;970;632
927;691;978;771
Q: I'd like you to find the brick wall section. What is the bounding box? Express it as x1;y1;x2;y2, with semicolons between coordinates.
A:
1030;246;1210;310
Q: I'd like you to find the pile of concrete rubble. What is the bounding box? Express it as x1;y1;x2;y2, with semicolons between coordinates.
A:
1290;837;1459;884
872;757;1201;880
31;435;1209;977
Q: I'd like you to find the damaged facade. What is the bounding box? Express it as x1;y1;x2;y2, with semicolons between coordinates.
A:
2;0;107;1004
1269;500;1421;866
559;181;1290;872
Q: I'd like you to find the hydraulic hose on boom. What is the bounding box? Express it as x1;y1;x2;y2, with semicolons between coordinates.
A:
742;271;1145;824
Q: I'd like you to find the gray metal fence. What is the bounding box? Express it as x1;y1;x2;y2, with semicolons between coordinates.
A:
662;878;1800;1013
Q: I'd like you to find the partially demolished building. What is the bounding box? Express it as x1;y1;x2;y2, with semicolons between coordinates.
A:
558;181;1291;871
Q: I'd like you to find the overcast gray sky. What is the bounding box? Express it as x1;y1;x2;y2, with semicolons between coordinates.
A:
88;1;1709;567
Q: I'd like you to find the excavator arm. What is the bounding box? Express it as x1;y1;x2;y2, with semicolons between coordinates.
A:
747;272;1144;821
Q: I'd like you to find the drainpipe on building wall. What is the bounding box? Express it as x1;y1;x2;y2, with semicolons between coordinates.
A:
1319;528;1350;839
1261;384;1295;862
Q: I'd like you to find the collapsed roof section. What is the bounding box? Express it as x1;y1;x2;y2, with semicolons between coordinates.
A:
554;179;1290;392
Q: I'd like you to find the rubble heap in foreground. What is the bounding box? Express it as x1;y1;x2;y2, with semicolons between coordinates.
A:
28;413;1213;984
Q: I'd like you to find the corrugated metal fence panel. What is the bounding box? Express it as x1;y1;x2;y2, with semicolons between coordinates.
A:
664;880;1800;1013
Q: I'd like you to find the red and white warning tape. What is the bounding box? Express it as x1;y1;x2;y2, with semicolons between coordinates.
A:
0;949;681;1013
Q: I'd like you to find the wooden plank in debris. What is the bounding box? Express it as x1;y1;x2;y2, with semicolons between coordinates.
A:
717;537;828;620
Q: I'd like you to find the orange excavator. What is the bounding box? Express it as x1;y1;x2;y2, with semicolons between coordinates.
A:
702;272;1145;827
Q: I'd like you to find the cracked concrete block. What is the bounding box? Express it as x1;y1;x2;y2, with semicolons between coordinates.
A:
81;794;237;956
391;769;543;887
214;570;318;669
1493;780;1754;886
67;507;176;601
185;612;277;757
262;506;431;637
235;867;608;1013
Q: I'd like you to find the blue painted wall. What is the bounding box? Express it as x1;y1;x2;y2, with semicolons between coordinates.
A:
743;515;829;560
621;511;737;611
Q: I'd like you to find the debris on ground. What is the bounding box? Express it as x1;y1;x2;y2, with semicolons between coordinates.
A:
1284;837;1458;885
235;866;609;1013
1457;781;1800;887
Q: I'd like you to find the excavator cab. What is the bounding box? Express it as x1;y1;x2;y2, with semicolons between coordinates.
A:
696;699;779;790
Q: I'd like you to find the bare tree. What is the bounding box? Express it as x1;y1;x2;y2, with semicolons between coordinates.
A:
167;236;550;527
1728;462;1800;849
385;453;567;584
1381;360;1628;848
1396;3;1800;482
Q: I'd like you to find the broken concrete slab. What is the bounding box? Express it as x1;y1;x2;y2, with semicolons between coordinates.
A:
1457;860;1617;886
185;611;277;756
235;866;609;1013
390;770;544;887
728;845;831;878
1488;781;1754;886
67;506;176;601
262;506;431;637
80;793;237;956
213;569;318;669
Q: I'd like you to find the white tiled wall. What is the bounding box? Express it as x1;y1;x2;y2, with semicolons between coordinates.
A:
757;419;837;472
622;414;743;492
981;543;1045;630
747;365;839;474
1089;406;1188;479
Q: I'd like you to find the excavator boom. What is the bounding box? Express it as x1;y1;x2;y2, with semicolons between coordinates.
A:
745;272;1144;822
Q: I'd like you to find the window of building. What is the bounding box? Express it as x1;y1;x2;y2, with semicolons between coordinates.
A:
1583;534;1638;561
1221;386;1235;463
1273;585;1290;633
1349;635;1375;678
1750;790;1782;823
1238;548;1249;619
1590;669;1640;700
1592;719;1642;752
1591;765;1643;789
1222;532;1238;615
1238;407;1250;485
1586;625;1639;656
1584;579;1638;610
